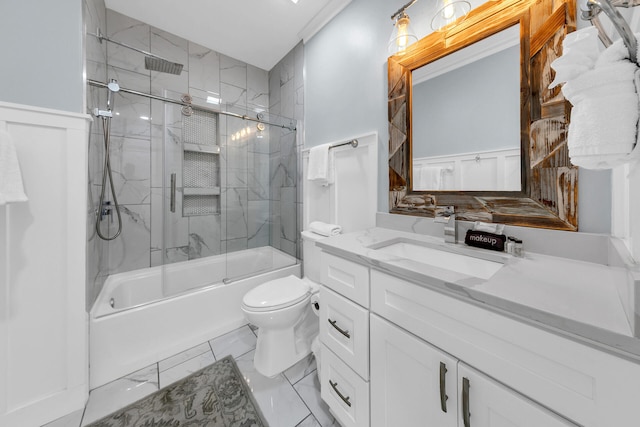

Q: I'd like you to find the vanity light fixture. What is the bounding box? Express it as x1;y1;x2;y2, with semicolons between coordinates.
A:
389;0;472;55
431;0;471;31
389;0;419;55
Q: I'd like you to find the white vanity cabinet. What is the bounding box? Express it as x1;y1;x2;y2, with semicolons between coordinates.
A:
370;314;458;427
371;314;576;427
369;269;640;427
319;252;371;427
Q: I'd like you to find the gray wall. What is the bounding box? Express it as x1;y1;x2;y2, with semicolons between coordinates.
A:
412;45;520;158
0;0;84;113
304;0;611;233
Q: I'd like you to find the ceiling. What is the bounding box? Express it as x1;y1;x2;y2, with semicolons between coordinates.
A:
104;0;352;71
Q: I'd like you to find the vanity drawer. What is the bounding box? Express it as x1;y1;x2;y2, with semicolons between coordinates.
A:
321;344;370;427
319;286;369;379
321;252;369;307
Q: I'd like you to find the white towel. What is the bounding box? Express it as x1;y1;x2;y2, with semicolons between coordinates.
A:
549;27;600;88
558;34;640;169
307;143;333;186
562;61;639;169
415;165;443;189
309;221;342;237
0;130;28;205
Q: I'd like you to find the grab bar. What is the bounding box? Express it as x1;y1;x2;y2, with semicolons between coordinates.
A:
583;0;639;64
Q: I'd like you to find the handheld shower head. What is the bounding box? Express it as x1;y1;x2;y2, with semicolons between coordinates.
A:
106;79;119;111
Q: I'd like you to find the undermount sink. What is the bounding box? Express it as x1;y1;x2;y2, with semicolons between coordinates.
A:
368;237;506;280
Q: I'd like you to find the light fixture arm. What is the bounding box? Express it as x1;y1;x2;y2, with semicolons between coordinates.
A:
391;0;418;20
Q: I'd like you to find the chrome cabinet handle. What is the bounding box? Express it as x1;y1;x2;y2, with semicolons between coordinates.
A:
439;362;448;413
328;318;351;339
462;377;471;427
329;380;352;407
169;173;176;213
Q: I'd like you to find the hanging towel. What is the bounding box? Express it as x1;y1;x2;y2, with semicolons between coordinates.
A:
415;165;443;189
309;221;342;237
0;129;28;205
557;34;640;169
307;143;333;186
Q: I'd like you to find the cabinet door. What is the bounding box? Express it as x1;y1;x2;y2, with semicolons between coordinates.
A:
370;315;458;427
458;363;577;427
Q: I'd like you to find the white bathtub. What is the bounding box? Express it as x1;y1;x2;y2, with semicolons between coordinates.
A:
90;246;300;388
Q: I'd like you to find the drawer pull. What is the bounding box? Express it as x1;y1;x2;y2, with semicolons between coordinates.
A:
462;377;471;427
329;380;352;407
439;362;448;413
328;318;351;339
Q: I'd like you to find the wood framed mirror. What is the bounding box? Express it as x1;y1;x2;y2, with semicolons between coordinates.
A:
388;0;578;231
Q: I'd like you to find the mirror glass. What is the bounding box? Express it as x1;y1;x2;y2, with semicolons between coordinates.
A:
411;25;521;191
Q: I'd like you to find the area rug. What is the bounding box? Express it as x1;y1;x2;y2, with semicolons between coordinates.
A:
87;355;269;427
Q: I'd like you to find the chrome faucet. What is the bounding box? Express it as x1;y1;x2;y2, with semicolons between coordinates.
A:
434;205;457;243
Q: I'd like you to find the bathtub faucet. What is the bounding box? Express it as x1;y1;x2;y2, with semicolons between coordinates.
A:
434;205;457;243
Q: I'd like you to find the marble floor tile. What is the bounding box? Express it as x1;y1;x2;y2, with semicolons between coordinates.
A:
236;350;311;427
50;324;327;427
209;324;257;359
159;350;216;388
296;414;323;427
284;353;317;385
81;364;159;426
42;409;83;427
158;342;213;372
294;371;340;427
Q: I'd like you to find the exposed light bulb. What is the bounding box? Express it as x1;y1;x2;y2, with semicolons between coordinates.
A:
396;16;411;49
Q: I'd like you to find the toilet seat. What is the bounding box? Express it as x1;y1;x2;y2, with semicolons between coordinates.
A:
242;275;310;312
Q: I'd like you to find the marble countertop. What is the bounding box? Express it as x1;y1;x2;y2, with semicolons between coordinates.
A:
316;227;640;361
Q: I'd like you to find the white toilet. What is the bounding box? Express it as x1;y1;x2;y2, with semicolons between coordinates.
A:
241;230;323;377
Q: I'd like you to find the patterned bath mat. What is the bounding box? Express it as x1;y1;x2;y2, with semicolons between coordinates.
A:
87;355;268;427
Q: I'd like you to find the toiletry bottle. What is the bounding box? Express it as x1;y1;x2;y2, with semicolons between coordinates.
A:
514;239;523;257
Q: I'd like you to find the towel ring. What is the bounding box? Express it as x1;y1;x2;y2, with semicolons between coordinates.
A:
582;0;640;65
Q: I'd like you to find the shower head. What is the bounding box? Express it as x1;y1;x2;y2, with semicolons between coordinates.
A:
91;29;184;75
145;56;184;75
107;79;119;111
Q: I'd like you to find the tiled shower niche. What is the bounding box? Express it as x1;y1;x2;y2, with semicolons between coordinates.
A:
182;109;221;216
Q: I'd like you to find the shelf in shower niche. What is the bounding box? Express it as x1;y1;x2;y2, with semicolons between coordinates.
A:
183;187;221;196
183;143;220;154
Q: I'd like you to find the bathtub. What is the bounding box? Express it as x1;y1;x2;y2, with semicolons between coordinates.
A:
90;246;300;389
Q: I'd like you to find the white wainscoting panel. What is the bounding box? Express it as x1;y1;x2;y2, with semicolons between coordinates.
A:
0;102;90;427
413;147;520;191
303;132;378;233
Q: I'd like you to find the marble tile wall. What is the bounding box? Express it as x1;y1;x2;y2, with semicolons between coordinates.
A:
84;4;300;307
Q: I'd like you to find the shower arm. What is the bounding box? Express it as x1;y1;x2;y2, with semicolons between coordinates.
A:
87;79;297;132
90;29;175;64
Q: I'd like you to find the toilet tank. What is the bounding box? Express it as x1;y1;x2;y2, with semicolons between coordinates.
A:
301;230;325;283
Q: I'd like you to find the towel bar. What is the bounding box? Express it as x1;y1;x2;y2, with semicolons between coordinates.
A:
329;139;359;150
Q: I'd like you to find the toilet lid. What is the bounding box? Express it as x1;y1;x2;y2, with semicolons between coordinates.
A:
242;275;310;311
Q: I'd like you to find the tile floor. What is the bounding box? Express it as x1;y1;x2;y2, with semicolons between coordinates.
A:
43;325;341;427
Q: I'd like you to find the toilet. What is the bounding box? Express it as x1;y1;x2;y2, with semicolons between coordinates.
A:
241;230;324;377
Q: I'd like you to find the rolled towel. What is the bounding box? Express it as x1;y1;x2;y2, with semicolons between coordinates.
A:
309;221;342;237
562;62;639;169
0;129;28;205
549;27;600;88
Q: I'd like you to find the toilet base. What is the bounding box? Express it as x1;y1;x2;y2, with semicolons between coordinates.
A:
253;308;319;377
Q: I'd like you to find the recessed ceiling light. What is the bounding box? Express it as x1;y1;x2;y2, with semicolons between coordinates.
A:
291;0;299;3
